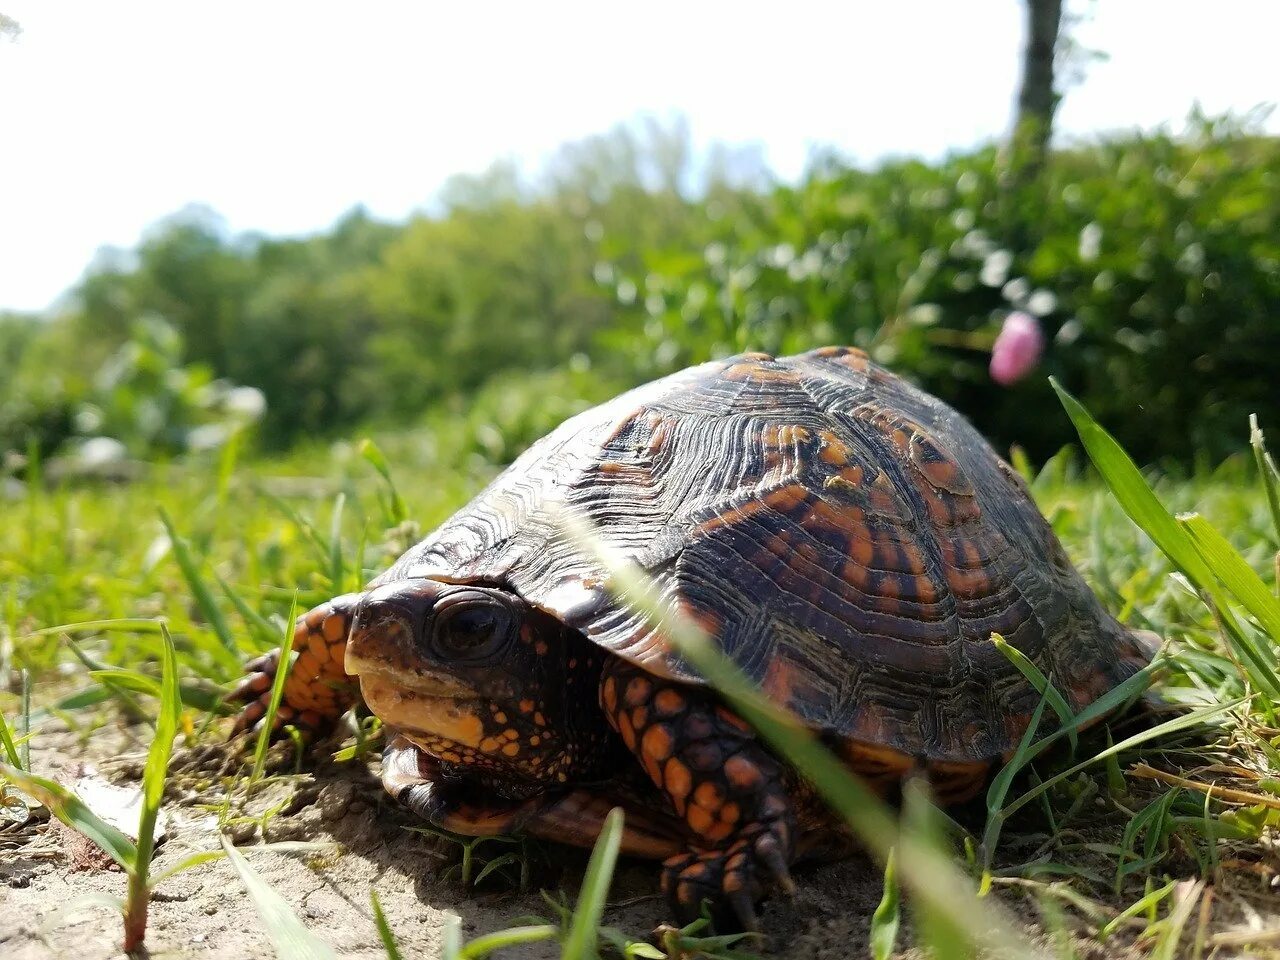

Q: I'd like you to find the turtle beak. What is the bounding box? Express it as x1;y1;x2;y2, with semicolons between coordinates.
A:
344;579;473;698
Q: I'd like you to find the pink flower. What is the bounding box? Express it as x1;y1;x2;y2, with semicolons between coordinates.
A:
990;311;1045;385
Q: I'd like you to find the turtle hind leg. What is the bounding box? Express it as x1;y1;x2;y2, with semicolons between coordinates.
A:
227;593;362;738
599;658;797;931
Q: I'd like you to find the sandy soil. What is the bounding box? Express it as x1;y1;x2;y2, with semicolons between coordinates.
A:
2;721;1276;960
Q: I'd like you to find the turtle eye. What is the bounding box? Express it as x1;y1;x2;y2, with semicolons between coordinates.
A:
431;591;514;660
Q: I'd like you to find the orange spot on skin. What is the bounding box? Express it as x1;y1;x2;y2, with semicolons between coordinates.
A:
725;755;763;790
618;714;636;750
664;759;692;799
322;613;348;644
519;699;535;714
641;725;674;763
534;712;546;727
534;641;548;656
686;805;714;834
631;706;648;730
704;821;734;843
441;751;461;763
306;632;330;664
502;742;520;757
624;677;652;708
602;679;617;714
654;689;685;716
693;781;724;809
720;802;740;824
480;737;500;752
493;712;507;724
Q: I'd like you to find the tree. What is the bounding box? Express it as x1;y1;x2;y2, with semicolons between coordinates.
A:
1009;0;1064;181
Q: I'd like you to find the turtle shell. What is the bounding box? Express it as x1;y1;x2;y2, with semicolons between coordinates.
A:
381;347;1152;763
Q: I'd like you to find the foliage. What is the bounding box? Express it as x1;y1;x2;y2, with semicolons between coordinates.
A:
3;114;1276;466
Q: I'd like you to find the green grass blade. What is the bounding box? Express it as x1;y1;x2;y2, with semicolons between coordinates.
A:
0;763;137;870
159;508;237;653
1152;880;1204;960
328;493;347;593
220;836;336;959
359;439;408;525
870;847;901;960
1003;697;1244;819
0;711;22;769
993;633;1078;753
213;567;279;645
1250;415;1280;547
1180;513;1280;642
458;925;558;959
370;890;403;960
1051;378;1280;698
123;623;183;950
562;806;625;960
19;669;30;770
19;618;167;640
251;594;300;785
1100;880;1177;942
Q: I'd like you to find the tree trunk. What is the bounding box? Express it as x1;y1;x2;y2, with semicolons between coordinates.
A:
1011;0;1064;177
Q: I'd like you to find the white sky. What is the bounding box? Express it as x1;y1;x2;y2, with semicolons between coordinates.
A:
0;1;1276;312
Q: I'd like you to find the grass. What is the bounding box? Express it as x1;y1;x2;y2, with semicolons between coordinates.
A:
2;395;1280;956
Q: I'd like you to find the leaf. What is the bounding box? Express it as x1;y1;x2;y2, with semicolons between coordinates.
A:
0;763;137;871
870;847;901;960
221;836;336;960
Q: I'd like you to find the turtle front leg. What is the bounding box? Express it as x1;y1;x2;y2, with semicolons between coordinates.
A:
600;659;797;931
227;594;362;737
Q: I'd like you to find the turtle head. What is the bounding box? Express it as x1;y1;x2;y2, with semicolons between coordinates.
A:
345;578;611;796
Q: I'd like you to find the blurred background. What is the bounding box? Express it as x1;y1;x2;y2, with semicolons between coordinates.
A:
1;1;1277;478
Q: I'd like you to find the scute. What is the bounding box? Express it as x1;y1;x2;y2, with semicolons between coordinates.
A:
382;349;1152;763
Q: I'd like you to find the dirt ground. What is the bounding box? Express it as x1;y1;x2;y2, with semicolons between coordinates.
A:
3;721;1277;960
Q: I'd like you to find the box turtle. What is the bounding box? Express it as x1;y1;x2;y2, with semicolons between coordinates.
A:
230;347;1154;928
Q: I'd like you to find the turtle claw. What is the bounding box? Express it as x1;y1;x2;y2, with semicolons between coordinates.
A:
662;821;796;932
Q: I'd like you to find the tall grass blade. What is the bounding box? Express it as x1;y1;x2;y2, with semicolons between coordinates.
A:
159;508;237;653
359;439;408;525
870;847;900;960
1051;379;1280;698
1180;513;1280;642
1002;697;1243;819
123;623;183;950
0;711;22;769
370;890;403;960
1250;415;1280;547
251;594;300;785
221;836;336;959
993;633;1078;753
562;806;625;960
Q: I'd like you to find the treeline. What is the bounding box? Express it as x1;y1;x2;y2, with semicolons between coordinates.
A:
2;114;1277;468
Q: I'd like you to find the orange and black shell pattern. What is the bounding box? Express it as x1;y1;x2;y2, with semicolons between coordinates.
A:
380;347;1152;767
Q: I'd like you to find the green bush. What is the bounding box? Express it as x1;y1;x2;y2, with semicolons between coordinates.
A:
604;113;1280;464
2;115;1275;467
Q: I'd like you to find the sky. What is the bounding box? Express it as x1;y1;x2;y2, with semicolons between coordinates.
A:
1;1;1276;313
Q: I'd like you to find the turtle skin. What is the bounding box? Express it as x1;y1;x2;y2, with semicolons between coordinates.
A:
229;347;1154;929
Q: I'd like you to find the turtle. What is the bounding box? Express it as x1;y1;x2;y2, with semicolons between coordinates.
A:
229;346;1155;929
